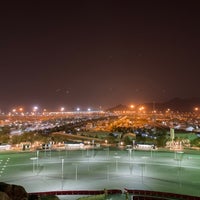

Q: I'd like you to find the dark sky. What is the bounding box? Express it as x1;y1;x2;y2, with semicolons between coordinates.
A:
0;0;200;111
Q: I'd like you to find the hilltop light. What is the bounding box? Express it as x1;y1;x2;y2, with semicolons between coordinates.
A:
33;106;38;113
139;106;144;111
33;106;38;111
60;107;65;112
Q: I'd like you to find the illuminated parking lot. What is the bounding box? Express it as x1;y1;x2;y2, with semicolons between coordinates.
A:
1;148;200;198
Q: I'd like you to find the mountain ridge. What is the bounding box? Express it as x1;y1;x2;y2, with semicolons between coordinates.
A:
107;97;200;112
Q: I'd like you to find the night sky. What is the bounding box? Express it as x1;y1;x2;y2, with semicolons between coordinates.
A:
0;0;200;111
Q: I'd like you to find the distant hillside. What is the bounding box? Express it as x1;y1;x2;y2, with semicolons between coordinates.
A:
151;97;200;112
107;98;200;112
106;104;130;112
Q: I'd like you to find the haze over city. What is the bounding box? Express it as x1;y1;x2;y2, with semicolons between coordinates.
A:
0;0;200;111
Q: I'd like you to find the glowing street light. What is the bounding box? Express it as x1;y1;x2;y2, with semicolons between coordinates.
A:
139;106;144;111
166;108;170;113
12;109;16;113
33;106;38;112
60;107;65;112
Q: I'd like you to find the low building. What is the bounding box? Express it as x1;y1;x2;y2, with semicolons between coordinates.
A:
134;143;156;150
64;141;84;149
0;144;11;150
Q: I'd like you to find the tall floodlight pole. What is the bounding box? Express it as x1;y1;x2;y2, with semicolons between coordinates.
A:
92;140;94;158
170;128;175;150
44;144;47;157
75;164;78;181
61;158;64;189
30;157;37;174
127;148;132;162
114;156;120;172
177;151;184;187
49;143;52;159
87;147;89;157
104;147;109;160
141;156;147;183
36;150;39;169
107;165;109;181
174;151;177;160
32;159;35;173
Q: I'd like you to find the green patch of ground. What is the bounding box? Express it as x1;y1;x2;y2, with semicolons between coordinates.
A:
175;132;198;141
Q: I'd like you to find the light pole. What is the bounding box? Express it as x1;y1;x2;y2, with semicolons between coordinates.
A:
150;147;153;158
105;140;110;160
75;164;78;181
107;164;110;181
107;147;110;160
104;147;110;160
141;156;148;183
177;151;184;187
36;150;39;170
61;158;64;190
174;151;177;160
86;141;90;157
30;157;38;173
114;155;120;172
127;148;132;162
129;162;133;175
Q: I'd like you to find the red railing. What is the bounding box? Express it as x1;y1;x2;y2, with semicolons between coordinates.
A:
28;189;122;196
28;189;200;199
124;188;200;200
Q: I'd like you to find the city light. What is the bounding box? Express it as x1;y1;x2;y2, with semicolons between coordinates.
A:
33;106;38;112
139;106;145;112
12;109;16;113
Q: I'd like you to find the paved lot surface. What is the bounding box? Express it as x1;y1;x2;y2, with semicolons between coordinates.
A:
1;148;200;199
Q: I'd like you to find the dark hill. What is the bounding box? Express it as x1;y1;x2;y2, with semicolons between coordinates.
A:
107;98;200;112
106;104;130;112
146;97;200;112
